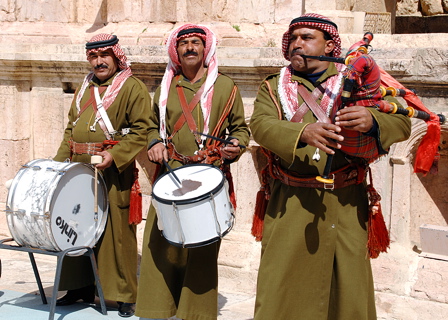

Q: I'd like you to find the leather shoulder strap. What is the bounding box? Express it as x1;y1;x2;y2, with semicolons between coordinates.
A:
296;84;331;124
170;77;206;139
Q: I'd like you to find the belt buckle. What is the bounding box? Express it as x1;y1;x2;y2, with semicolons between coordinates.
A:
323;174;335;190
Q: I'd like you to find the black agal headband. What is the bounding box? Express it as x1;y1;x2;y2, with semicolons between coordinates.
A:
289;16;338;30
85;35;119;50
177;28;206;38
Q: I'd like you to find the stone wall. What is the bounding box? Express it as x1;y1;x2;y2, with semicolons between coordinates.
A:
397;0;448;16
1;1;448;319
396;0;448;33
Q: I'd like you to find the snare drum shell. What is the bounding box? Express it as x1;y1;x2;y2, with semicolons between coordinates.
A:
152;164;234;248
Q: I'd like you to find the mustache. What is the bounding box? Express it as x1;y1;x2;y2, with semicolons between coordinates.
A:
94;64;108;69
183;50;198;57
290;48;304;56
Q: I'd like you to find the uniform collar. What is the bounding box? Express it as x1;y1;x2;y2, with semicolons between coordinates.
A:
90;71;120;86
176;71;208;90
291;62;338;88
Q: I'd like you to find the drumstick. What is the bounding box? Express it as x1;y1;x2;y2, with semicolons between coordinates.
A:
162;159;182;186
91;155;103;220
192;131;247;149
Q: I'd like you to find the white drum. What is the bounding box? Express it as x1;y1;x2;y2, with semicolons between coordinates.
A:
152;164;234;248
5;159;108;255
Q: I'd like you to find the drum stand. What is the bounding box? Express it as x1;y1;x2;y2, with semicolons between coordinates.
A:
0;238;107;320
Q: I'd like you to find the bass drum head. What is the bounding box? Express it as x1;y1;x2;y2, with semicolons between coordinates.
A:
49;163;108;254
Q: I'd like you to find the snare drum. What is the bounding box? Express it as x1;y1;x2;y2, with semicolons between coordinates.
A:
5;159;108;255
152;164;234;248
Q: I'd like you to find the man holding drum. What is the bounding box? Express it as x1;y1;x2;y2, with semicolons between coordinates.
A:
53;34;151;317
135;24;250;320
250;13;411;320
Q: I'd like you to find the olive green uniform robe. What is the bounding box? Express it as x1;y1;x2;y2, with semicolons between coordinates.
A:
135;73;250;320
250;64;411;320
54;73;151;303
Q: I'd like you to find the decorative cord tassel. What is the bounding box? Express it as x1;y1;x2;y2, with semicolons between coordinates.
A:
366;169;390;258
129;167;143;225
251;188;269;241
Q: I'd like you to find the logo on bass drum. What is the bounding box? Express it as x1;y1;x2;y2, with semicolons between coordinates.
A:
56;216;78;245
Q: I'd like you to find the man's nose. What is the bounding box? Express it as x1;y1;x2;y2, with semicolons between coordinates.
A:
97;55;106;64
291;38;303;49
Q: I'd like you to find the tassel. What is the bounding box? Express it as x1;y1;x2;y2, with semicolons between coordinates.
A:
225;170;237;210
251;187;268;241
222;165;237;209
366;170;390;258
129;167;142;225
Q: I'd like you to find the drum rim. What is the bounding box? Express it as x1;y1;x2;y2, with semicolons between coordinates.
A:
163;214;234;248
152;163;225;205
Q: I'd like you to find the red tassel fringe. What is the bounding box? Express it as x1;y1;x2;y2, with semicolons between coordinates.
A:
224;168;237;210
366;183;390;259
251;188;268;241
129;167;142;225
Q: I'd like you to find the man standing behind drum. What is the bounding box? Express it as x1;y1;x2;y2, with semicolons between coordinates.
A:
53;34;151;317
135;24;250;320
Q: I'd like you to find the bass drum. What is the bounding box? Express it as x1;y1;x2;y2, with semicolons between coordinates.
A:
5;159;108;256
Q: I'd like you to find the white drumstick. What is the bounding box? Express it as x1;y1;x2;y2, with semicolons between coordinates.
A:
91;155;103;221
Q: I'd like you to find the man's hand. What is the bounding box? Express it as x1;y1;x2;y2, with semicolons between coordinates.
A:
300;123;344;155
95;151;114;170
221;139;241;161
147;142;168;164
334;106;373;133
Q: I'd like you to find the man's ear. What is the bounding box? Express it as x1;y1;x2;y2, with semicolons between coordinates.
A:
325;40;335;55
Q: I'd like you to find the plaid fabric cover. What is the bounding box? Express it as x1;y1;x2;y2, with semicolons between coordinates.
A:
338;128;378;160
337;54;383;160
342;54;383;108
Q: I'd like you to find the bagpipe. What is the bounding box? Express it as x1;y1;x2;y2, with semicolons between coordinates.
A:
302;32;444;183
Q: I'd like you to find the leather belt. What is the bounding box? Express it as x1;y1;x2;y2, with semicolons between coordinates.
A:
272;163;365;190
70;140;104;155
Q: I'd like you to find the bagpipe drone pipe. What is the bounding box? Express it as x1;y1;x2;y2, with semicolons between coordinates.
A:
302;32;445;183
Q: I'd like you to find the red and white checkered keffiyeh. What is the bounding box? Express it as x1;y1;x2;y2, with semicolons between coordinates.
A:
158;24;218;141
279;14;344;121
281;13;342;60
75;33;132;116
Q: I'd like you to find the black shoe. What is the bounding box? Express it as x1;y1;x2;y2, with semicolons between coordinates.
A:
56;285;95;306
117;302;135;318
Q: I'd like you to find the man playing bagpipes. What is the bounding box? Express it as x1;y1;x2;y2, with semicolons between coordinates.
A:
250;13;411;320
54;33;151;317
135;24;250;320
